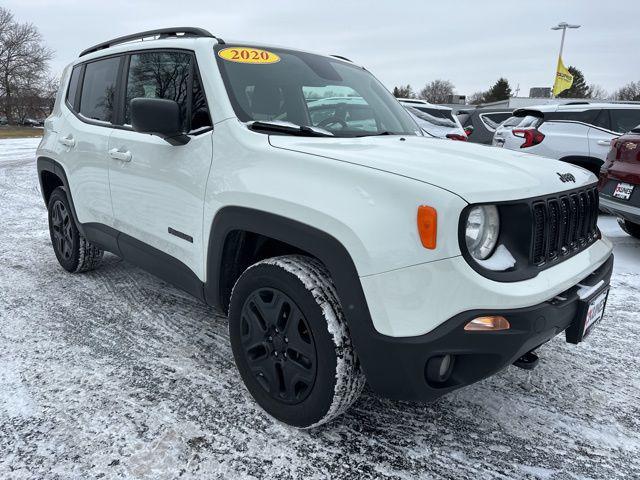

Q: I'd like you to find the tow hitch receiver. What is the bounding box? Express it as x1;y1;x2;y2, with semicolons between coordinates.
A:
513;351;539;370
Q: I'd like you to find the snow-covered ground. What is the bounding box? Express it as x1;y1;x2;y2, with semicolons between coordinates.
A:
1;138;639;479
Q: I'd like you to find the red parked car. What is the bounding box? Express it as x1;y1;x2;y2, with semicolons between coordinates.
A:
598;125;640;239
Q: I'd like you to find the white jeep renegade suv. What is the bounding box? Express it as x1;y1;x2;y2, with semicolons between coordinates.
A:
37;28;614;428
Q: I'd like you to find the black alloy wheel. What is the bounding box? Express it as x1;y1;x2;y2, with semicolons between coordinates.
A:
239;287;318;404
50;199;74;261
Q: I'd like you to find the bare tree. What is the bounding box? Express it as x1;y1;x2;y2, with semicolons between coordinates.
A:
588;84;608;100
467;91;486;105
0;7;54;124
418;80;455;104
11;74;58;123
612;81;640;101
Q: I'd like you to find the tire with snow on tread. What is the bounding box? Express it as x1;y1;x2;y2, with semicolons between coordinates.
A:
229;255;365;428
47;187;104;273
618;218;640;240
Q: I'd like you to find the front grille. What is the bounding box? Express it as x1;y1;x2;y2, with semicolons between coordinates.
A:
531;186;599;266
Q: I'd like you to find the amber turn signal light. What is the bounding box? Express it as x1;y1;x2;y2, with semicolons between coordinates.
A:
417;205;437;249
464;316;510;331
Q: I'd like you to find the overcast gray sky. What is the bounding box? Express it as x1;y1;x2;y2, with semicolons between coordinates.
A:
5;0;639;97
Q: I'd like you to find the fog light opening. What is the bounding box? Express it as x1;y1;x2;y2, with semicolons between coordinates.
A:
426;354;455;384
464;315;510;332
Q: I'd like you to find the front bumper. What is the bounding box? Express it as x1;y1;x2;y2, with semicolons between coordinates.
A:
359;253;613;402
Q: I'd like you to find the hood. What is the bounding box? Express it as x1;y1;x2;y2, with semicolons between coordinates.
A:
268;135;595;203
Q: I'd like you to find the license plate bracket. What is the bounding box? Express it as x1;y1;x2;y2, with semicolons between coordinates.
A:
613;182;634;200
566;287;609;344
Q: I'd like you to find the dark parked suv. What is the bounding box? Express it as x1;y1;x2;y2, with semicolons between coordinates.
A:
457;108;513;144
599;125;640;238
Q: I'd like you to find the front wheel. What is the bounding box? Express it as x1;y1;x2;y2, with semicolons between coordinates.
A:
229;255;365;428
47;187;104;273
618;218;640;240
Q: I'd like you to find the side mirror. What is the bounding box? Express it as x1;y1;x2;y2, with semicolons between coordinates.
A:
464;125;474;137
131;98;190;146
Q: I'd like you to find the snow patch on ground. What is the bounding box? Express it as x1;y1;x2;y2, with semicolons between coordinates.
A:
0;137;40;165
1;138;639;479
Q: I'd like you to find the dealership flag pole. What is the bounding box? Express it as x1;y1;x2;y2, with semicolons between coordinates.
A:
551;22;580;98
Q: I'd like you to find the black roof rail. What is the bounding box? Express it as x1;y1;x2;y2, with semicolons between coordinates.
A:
330;55;353;63
563;101;590;105
79;27;224;57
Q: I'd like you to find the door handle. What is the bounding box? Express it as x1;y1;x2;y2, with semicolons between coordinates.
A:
108;148;132;162
597;140;611;146
59;135;75;147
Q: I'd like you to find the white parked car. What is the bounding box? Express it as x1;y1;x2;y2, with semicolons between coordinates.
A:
37;28;613;428
398;98;467;140
492;103;640;175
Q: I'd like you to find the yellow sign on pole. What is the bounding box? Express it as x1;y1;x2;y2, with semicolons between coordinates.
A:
552;57;574;96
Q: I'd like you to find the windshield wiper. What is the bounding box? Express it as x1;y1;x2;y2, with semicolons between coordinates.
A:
247;120;334;137
355;131;398;137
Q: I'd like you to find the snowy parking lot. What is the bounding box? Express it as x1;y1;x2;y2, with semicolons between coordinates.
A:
1;138;639;479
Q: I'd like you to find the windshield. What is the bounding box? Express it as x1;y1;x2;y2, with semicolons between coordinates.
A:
215;45;420;137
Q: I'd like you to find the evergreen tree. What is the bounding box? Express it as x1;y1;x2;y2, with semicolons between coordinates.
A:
558;67;590;98
484;78;512;103
392;85;415;98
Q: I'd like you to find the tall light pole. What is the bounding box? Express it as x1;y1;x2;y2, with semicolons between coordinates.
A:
551;22;581;61
551;22;580;97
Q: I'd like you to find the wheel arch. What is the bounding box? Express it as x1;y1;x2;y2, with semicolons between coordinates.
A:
37;156;84;235
204;206;379;377
204;207;363;311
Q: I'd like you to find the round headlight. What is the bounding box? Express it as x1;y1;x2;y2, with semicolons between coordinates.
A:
465;205;500;260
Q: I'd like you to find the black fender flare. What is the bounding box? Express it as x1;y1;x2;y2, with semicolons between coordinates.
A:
204;206;387;387
37;156;85;236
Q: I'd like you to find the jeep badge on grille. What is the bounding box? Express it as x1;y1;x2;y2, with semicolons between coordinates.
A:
557;172;576;183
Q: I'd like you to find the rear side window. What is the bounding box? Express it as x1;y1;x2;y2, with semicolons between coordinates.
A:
609;109;640;133
409;106;457;128
502;116;521;127
66;66;82;111
480;112;512;130
414;106;455;123
79;57;120;123
124;51;191;130
591;110;610;130
545;109;599;124
517;115;542;128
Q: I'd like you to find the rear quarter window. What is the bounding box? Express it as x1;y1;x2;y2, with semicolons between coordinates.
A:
610;109;640;133
545;109;599;124
66;66;82;111
480;112;512;130
517;115;542;128
501;116;521;127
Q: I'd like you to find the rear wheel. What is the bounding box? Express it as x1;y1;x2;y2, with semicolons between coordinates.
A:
229;255;365;428
47;187;104;273
618;218;640;240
